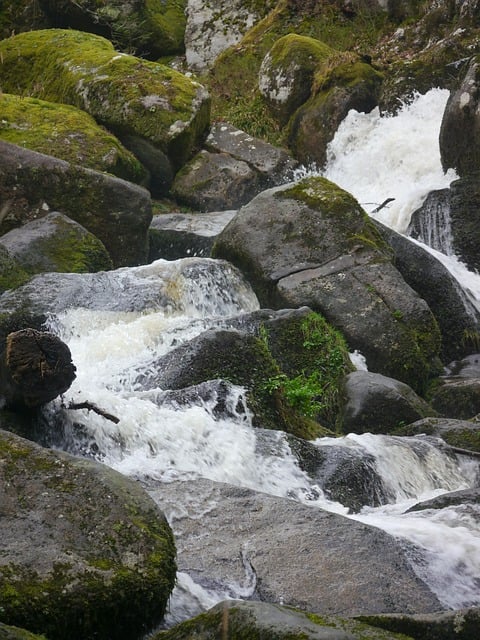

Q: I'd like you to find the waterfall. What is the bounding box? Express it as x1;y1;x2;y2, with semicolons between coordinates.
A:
43;89;480;621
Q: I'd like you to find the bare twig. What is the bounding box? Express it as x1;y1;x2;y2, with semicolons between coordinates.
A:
68;400;120;424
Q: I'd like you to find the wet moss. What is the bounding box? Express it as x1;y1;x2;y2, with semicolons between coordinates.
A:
0;93;145;183
0;29;210;169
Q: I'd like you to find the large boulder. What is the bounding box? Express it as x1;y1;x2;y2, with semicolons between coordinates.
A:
440;57;480;177
155;600;412;640
170;150;261;211
213;177;442;393
172;122;298;211
0;93;146;184
338;371;436;435
185;0;275;72
258;34;335;125
375;218;480;363
287;59;383;167
37;0;188;58
0;29;210;185
0;429;176;640
148;478;442;616
0;140;152;267
0;212;113;275
133;327;326;440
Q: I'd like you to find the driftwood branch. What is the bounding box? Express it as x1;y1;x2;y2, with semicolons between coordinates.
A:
372;198;395;213
445;444;480;459
67;400;120;424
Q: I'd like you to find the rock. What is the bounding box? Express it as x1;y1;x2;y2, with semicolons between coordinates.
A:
0;329;76;410
155;599;412;640
429;378;480;420
0;246;30;294
0;140;152;267
258;34;335;125
0;429;176;640
358;607;480;640
406;488;480;512
148;210;236;260
0;212;113;275
0;622;47;640
147;478;442;616
171;150;261;211
0;93;146;184
286;434;390;512
338;371;436;435
374;218;480;362
205;122;298;185
117;134;173;197
213;177;442;393
0;29;210;179
448;175;480;274
287;59;382;167
185;0;274;72
445;354;480;378
133;327;324;440
37;0;187;58
396;417;480;453
440;58;480;177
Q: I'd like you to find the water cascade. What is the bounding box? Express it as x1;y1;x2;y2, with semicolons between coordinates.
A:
44;89;480;624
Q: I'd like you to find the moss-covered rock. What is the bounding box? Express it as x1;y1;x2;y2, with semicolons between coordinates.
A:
0;247;30;294
259;309;354;429
0;140;152;267
394;417;480;453
135;327;325;439
0;429;176;640
0;211;113;275
213;177;442;393
287;58;383;167
0;621;47;640
154;599;414;639
258;33;335;124
38;0;187;58
0;29;210;173
0;93;146;184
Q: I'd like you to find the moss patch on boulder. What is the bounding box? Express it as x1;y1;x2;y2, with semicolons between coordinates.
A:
0;247;30;294
0;429;176;640
0;93;146;183
0;29;210;170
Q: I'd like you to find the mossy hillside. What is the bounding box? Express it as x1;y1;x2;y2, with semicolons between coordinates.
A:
208;0;390;143
0;93;145;183
0;29;210;170
0;430;176;640
260;311;354;429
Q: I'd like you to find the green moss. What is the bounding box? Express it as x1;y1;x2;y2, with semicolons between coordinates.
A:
0;29;210;169
0;93;145;183
33;224;114;274
0;248;31;294
207;0;390;144
261;311;353;429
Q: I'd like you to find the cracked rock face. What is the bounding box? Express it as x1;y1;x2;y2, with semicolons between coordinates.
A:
184;0;273;72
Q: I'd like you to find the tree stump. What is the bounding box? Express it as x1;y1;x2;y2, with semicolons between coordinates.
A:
1;328;76;409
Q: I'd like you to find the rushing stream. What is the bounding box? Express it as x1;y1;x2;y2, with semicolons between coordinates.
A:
45;88;480;623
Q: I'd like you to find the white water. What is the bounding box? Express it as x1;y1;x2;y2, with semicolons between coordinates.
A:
46;89;480;618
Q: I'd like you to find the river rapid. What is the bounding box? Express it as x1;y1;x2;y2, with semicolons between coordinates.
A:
45;89;480;624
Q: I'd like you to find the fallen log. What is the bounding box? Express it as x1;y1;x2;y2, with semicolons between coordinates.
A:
1;328;76;409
